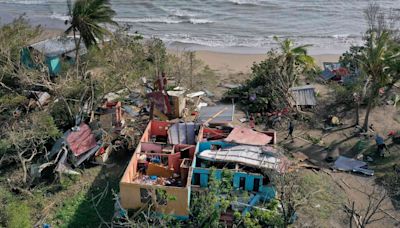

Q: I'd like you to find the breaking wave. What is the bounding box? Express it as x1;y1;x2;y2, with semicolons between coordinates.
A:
0;0;48;4
226;0;264;6
50;13;69;21
114;17;183;24
114;17;213;25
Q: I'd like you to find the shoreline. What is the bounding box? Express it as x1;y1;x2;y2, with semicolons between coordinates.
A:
169;50;340;74
37;28;340;74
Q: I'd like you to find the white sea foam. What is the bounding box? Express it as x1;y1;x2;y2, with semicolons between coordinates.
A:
226;0;263;6
0;0;47;4
162;7;199;18
188;19;213;24
50;13;69;21
114;17;213;25
114;17;183;24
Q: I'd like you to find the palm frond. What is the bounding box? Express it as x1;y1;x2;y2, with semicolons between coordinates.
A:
67;0;117;48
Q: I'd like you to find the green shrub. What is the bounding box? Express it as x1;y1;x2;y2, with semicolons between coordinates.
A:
6;201;31;228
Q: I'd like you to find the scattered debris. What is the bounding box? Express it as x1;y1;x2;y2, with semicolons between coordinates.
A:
95;144;113;164
186;91;205;98
292;152;309;162
219;83;241;89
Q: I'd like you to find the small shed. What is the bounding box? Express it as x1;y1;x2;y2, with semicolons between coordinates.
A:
22;36;87;75
167;90;186;118
289;85;316;107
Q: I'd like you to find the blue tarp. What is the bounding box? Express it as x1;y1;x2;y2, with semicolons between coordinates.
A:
320;69;335;80
20;47;35;68
46;56;61;75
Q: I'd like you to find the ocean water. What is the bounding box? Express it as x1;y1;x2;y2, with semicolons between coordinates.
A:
0;0;398;54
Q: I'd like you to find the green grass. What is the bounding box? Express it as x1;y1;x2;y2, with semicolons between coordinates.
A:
49;174;120;227
297;171;345;223
6;202;31;228
363;142;400;175
366;142;400;208
0;186;32;228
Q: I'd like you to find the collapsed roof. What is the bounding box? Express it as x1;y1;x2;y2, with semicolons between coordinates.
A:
30;36;87;57
198;145;288;172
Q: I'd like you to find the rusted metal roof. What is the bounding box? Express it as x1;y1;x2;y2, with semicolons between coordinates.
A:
66;123;97;157
224;126;272;146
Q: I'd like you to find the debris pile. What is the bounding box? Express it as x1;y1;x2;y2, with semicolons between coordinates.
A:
320;62;356;84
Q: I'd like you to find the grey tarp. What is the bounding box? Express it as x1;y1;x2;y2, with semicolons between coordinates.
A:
334;156;374;176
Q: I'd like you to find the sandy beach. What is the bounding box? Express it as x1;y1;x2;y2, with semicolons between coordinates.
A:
193;50;340;74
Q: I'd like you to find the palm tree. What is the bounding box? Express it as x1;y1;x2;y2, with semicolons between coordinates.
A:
275;36;315;70
359;31;400;131
272;37;315;110
274;37;315;88
65;0;117;66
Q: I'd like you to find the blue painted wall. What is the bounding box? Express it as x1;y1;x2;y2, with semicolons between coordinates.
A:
192;141;276;203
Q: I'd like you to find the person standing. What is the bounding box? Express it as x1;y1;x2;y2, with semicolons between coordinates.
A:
249;114;255;129
285;120;294;141
375;134;388;157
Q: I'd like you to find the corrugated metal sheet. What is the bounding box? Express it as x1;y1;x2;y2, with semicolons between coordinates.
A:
167;122;197;145
224;126;272;146
66;123;97;157
198;104;235;123
290;85;316;106
198;145;286;172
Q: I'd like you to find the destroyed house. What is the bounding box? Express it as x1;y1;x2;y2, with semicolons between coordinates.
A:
192;141;282;193
120;121;199;219
191;126;284;207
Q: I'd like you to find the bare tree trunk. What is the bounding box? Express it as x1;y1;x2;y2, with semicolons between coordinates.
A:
18;153;28;184
355;102;360;126
363;86;379;131
363;99;373;132
73;29;82;79
189;51;194;89
350;201;355;228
